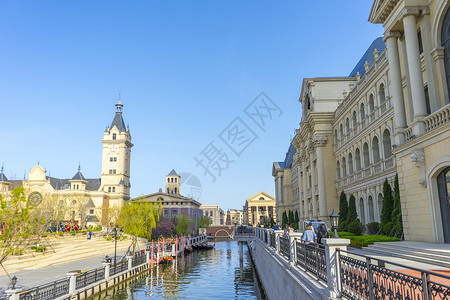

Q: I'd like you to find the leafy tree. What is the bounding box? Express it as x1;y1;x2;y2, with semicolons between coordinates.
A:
346;194;357;225
294;210;299;224
391;174;403;237
282;211;288;227
0;187;42;280
152;220;175;239
380;179;394;231
339;191;348;225
288;210;294;224
175;212;193;235
198;215;211;229
118;199;162;252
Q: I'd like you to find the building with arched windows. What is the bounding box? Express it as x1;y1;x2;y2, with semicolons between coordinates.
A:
273;0;450;243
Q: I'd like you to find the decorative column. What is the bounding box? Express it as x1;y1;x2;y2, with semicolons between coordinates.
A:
67;271;78;294
384;31;407;145
314;135;328;220
308;142;317;219
103;262;111;280
301;150;308;221
402;8;428;134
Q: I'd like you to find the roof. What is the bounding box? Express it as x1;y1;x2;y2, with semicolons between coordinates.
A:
167;169;178;176
46;176;101;191
110;113;127;132
283;144;296;169
0;171;7;182
349;37;385;77
71;171;86;181
86;215;100;223
86;199;96;208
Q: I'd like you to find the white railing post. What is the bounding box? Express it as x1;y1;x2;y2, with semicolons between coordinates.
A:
289;233;303;265
323;238;350;298
274;230;283;253
267;229;274;246
66;271;78;294
103;262;111;280
5;289;21;300
127;255;133;270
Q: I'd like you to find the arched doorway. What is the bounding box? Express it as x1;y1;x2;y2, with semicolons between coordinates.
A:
437;167;450;243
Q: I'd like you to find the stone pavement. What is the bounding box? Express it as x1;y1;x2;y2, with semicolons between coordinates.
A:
0;234;146;294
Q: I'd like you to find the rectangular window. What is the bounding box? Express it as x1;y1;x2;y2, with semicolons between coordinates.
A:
109;170;112;174
89;209;94;214
112;133;116;140
425;86;431;115
418;30;423;54
113;169;116;174
114;157;117;162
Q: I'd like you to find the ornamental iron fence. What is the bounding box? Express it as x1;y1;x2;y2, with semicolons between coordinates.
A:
19;277;69;300
338;249;450;300
279;236;290;259
110;260;129;276
296;242;327;283
270;232;276;249
132;254;146;267
75;267;105;290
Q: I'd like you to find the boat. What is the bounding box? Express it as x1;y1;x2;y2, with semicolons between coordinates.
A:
184;247;193;253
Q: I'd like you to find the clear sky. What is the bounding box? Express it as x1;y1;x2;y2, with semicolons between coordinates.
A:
0;1;383;211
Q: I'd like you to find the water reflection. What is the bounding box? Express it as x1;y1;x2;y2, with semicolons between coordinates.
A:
91;241;266;300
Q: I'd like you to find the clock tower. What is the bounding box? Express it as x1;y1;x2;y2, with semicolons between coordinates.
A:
100;98;133;208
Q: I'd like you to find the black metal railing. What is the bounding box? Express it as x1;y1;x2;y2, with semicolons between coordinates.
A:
75;267;105;289
132;254;146;267
110;259;128;276
19;277;69;300
338;249;450;300
296;242;327;283
264;231;268;244
270;232;276;248
279;236;290;259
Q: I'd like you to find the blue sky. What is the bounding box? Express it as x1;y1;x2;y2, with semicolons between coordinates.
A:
0;1;383;211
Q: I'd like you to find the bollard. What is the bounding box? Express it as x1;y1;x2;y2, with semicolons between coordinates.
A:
127;255;133;271
103;262;111;280
66;271;78;294
323;238;350;298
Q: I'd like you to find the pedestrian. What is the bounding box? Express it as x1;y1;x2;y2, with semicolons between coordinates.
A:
301;222;316;244
272;223;279;230
317;224;328;244
88;231;92;240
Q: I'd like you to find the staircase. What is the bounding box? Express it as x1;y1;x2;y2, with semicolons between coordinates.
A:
361;241;450;268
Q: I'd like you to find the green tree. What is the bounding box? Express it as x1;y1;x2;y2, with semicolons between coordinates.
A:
391;174;403;237
282;211;288;227
198;215;211;229
294;210;299;224
0;187;42;280
175;212;193;235
339;191;348;224
118;199;162;252
346;194;357;225
380;179;394;230
288;210;294;224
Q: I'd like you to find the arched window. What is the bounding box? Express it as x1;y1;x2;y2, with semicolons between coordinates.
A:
379;83;386;103
352;111;357;127
368;196;374;223
336;161;341;180
167;188;169;193
369;94;375;113
108;187;111;192
437;167;450;243
348;153;354;174
377;193;383;221
168;178;170;183
360;103;365;120
334;129;338;142
171;178;174;183
342;157;347;177
175;178;177;183
363;143;370;168
383;129;392;158
441;8;450;101
112;187;116;192
359;198;366;224
175;187;177;194
346;118;350;132
372;136;380;163
355;148;361;171
340;124;344;138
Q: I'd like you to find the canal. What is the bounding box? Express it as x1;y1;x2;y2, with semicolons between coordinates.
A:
93;240;267;299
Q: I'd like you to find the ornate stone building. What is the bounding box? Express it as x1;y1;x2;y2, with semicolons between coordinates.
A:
0;99;133;226
244;191;276;226
274;0;450;243
272;144;295;220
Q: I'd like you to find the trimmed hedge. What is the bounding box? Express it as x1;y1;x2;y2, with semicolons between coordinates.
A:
336;232;400;249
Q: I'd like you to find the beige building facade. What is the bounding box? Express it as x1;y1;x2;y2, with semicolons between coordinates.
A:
229;209;244;226
274;0;450;243
0;99;133;227
244;191;276;226
200;204;225;226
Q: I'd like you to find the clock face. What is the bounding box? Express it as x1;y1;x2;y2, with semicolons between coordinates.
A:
28;192;42;206
109;145;117;152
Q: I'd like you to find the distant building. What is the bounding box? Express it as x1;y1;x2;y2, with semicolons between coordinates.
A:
133;170;203;234
229;209;244;226
244;191;276;226
200;204;224;226
0;99;133;227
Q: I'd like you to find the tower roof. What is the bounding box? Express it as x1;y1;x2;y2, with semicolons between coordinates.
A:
167;169;178;176
71;164;86;181
110;98;127;132
0;165;8;182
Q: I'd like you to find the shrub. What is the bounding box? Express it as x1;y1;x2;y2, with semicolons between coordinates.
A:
292;222;299;230
71;232;76;236
383;222;394;236
347;235;400;249
338;220;347;232
105;237;112;241
348;221;364;235
347;195;358;225
390;224;403;238
58;232;64;237
337;232;355;237
339;191;348;224
367;222;380;235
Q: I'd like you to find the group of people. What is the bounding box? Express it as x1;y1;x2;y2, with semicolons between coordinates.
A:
301;223;328;245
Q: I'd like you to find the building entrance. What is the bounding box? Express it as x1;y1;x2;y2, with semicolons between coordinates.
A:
437;167;450;243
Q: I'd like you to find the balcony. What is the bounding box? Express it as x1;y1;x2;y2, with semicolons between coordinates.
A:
424;103;450;132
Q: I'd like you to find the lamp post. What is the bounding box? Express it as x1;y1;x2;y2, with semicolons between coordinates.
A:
329;209;340;238
112;227;117;268
11;276;17;290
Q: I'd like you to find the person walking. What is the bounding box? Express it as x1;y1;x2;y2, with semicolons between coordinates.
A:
301;222;316;244
317;224;328;244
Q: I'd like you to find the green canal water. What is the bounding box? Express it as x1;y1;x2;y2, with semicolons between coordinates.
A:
93;240;267;299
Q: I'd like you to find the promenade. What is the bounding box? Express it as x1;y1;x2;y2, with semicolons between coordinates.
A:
0;234;145;294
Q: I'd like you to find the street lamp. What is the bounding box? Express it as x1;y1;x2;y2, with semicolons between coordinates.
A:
112;226;118;268
11;276;17;290
329;209;340;238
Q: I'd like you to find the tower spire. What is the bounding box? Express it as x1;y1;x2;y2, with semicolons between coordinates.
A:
78;162;81;172
116;94;123;114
